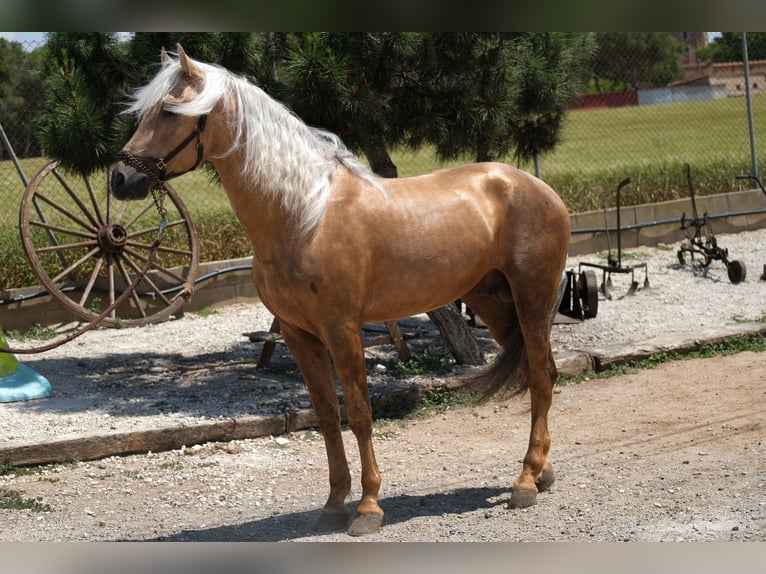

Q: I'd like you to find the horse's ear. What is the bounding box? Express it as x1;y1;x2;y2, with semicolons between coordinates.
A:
177;43;203;82
160;46;172;66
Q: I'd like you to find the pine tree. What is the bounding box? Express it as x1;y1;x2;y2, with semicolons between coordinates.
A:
277;33;594;176
507;33;596;172
37;33;134;177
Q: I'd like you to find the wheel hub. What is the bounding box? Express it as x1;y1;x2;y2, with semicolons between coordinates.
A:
97;224;128;253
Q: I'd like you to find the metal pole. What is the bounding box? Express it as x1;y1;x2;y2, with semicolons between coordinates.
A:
0;121;30;186
742;32;759;180
0;121;67;268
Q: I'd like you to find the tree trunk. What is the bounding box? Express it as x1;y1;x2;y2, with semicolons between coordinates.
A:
362;143;485;366
426;305;485;365
362;144;399;179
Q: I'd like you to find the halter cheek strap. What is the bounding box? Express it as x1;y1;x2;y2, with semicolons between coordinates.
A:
117;114;208;186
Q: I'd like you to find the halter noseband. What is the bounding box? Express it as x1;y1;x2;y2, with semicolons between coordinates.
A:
117;114;208;187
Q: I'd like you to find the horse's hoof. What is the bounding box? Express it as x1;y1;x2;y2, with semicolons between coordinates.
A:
347;512;383;536
313;509;351;532
508;487;537;509
536;467;556;492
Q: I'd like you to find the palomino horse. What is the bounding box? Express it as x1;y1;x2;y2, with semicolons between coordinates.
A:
111;45;571;536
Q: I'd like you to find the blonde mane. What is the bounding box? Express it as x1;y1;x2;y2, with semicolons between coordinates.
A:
126;53;382;234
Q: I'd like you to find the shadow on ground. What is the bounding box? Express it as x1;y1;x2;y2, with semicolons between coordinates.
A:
143;485;511;542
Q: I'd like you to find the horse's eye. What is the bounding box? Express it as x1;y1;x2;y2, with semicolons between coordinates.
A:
161;108;178;119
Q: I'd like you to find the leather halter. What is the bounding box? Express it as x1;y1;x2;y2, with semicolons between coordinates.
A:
117;114;208;186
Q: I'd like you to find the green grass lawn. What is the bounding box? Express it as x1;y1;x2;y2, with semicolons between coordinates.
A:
552;96;759;172
391;94;766;211
409;93;763;176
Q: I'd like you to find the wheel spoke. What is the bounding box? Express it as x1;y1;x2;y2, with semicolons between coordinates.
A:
114;255;148;318
125;217;189;241
106;253;116;320
49;245;103;285
84;176;106;227
118;251;174;306
155;244;194;258
106;178;113;222
52;167;102;229
110;199;131;226
32;191;100;234
123;245;190;285
78;254;106;307
125;239;193;258
29;219;96;241
35;239;98;254
121;199;156;230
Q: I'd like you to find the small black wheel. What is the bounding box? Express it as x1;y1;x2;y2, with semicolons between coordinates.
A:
727;260;746;284
578;270;599;319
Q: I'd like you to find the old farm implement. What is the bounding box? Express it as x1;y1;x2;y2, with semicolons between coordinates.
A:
735;172;766;281
578;177;650;300
677;165;746;284
557;267;599;321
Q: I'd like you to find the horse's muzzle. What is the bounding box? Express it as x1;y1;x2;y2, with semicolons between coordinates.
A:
110;162;152;200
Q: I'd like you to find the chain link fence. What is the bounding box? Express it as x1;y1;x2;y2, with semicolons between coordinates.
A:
2;37;765;290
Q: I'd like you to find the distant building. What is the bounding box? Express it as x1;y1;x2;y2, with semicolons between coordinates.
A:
671;32;766;97
671;60;766;97
571;33;765;110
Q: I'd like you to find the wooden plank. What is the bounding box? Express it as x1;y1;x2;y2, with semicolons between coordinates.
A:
587;323;766;371
286;409;320;433
246;331;284;344
554;350;595;377
384;319;412;361
0;415;286;468
255;317;281;369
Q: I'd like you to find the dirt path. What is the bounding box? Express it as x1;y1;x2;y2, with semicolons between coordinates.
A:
2;228;765;542
2;349;763;542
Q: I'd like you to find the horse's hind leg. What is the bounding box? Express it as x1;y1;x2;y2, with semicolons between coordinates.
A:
506;284;559;508
279;322;352;532
464;271;559;508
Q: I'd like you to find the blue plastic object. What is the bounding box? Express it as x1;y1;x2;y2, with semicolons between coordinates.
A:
0;328;52;403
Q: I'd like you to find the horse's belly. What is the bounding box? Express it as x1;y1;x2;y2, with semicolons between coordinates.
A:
363;263;484;322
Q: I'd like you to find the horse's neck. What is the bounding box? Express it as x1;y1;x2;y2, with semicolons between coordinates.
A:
212;156;303;257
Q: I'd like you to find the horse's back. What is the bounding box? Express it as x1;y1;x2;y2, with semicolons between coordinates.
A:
385;161;563;206
380;161;570;243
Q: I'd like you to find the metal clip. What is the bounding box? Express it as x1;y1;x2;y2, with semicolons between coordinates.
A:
157;218;168;241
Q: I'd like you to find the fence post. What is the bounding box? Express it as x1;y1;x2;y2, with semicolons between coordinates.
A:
742;32;759;180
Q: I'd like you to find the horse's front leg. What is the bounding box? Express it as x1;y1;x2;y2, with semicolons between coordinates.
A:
326;322;384;536
280;322;352;532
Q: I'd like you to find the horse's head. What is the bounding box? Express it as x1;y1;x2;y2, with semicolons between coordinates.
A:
111;45;210;200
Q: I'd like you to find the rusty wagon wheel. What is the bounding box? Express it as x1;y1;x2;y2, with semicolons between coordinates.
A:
19;160;200;327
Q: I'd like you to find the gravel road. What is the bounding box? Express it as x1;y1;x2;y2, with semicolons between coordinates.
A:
0;228;764;542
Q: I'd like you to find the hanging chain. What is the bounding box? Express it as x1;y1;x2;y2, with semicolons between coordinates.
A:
151;186;169;241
